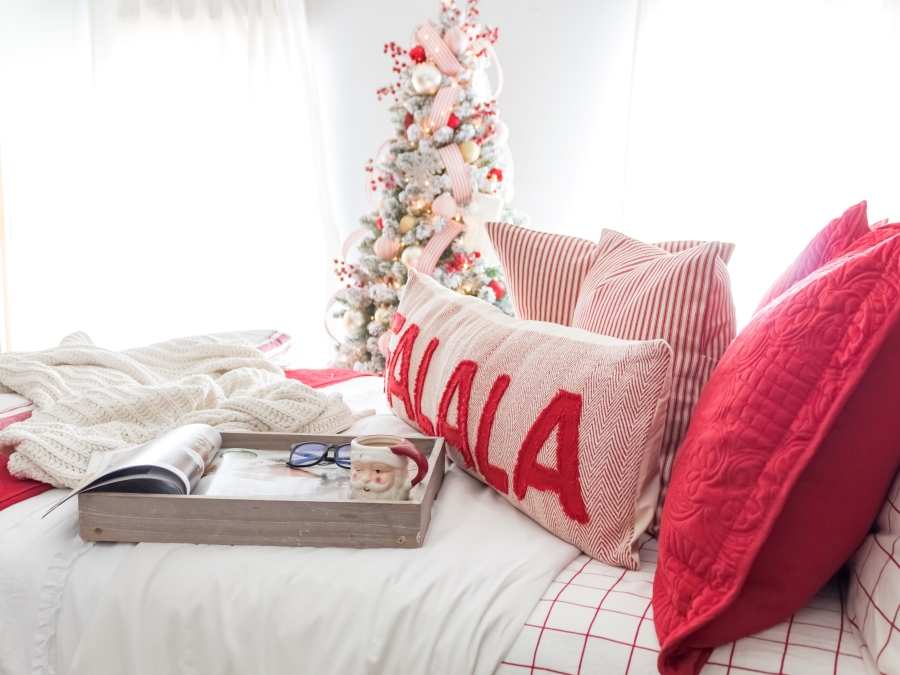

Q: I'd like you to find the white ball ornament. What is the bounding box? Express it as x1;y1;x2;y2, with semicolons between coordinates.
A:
343;309;367;332
459;140;480;164
432;192;458;219
398;214;417;234
373;235;400;261
443;26;466;54
411;63;442;95
400;245;424;268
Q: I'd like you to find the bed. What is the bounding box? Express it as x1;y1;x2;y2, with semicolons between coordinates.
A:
0;374;871;675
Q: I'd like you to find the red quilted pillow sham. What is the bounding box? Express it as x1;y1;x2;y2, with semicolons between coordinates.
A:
754;200;869;312
653;227;900;675
386;270;672;568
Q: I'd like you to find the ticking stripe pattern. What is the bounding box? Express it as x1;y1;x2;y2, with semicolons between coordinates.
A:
485;222;601;326
572;230;736;535
438;143;473;206
416;22;463;75
427;86;458;131
414;220;465;276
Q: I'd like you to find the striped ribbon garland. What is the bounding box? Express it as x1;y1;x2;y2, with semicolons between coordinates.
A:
426;86;457;131
416;22;463;75
438;144;472;206
414;220;465;276
341;227;369;260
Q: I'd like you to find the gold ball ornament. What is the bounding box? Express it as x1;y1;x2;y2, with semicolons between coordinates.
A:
411;63;442;95
400;245;424;268
398;214;417;234
343;309;367;332
374;306;391;325
459;140;480;164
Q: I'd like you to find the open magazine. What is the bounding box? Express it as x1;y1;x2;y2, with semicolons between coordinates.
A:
46;424;351;516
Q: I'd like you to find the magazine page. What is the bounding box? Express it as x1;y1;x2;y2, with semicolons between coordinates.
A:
44;424;222;516
195;447;350;500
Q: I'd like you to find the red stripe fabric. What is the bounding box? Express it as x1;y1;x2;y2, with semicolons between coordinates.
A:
485;221;600;326
438;144;472;206
655;240;736;265
416;22;463;75
427;86;457;131
414;220;465;276
571;230;736;535
283;368;374;389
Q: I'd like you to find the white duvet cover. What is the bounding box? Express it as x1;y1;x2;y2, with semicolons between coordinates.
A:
0;377;578;675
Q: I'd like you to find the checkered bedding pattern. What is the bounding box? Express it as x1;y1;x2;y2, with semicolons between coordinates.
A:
497;536;868;675
848;470;900;675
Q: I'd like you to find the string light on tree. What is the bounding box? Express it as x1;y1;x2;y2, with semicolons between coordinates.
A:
330;0;529;373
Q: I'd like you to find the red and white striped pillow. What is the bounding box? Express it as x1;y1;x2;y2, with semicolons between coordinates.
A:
573;230;735;534
485;222;735;328
386;270;673;568
487;223;736;534
486;224;600;326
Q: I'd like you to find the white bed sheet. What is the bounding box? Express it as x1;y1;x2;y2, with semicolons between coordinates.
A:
0;376;579;675
0;375;874;675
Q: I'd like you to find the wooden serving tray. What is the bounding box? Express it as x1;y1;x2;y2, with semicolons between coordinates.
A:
78;432;446;549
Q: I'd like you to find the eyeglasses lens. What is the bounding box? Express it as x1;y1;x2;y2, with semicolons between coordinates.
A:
289;443;327;467
333;444;352;469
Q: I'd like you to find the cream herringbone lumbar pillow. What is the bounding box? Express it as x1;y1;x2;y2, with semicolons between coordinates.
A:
385;271;672;569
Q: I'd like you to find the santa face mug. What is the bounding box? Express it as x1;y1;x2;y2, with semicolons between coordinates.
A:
348;435;429;501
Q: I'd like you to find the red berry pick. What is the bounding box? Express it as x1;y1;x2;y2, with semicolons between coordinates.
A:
488;280;506;300
409;46;426;63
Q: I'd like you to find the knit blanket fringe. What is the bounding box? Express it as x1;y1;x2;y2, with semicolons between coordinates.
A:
0;332;373;488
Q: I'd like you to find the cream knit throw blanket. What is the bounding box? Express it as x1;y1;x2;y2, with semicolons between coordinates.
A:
0;332;372;488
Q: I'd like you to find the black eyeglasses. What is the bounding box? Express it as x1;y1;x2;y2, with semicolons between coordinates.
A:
286;442;351;470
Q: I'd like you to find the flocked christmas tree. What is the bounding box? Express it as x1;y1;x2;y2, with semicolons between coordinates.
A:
331;0;529;373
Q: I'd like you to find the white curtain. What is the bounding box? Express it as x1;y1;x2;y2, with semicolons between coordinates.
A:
0;0;334;363
622;0;900;325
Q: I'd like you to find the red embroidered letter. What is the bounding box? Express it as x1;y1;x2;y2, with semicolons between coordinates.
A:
513;390;589;524
386;324;419;420
437;360;477;469
391;312;406;334
414;337;439;436
474;374;511;494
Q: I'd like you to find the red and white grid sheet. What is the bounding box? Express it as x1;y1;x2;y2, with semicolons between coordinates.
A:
848;471;900;675
497;536;868;675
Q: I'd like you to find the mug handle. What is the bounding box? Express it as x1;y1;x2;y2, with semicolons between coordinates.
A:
391;440;430;487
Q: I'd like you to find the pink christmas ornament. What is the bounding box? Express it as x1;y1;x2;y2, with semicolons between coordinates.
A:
432;192;459;219
492;120;509;145
378;331;392;358
443;26;466;54
374;235;400;261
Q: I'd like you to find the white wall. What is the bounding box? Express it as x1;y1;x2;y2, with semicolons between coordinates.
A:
307;0;900;327
306;0;640;244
